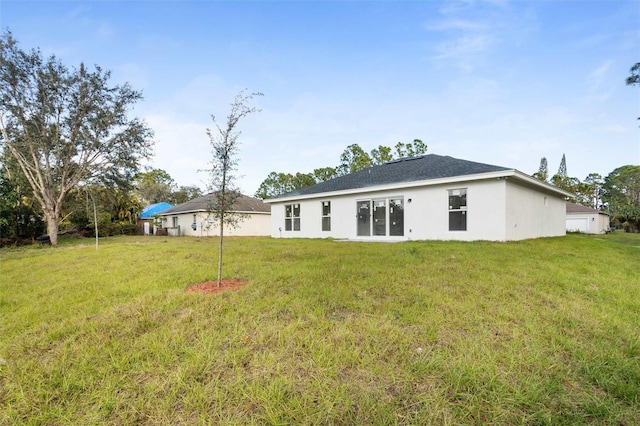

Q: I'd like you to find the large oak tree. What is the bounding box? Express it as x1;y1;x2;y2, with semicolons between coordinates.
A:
0;31;153;245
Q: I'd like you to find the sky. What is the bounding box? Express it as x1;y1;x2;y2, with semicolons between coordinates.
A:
1;0;639;196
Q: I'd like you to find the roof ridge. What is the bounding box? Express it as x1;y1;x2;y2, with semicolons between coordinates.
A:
271;153;510;199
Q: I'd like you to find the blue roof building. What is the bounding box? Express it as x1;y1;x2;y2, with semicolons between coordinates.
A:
139;202;173;219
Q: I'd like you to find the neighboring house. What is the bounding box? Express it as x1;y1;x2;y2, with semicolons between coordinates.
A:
264;154;574;242
137;202;173;235
158;193;271;237
566;203;610;234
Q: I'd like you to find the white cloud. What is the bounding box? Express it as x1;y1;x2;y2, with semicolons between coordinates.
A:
425;1;536;71
585;60;614;101
142;113;211;190
427;18;491;33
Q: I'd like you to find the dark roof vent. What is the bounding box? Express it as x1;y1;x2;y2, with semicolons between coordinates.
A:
385;155;425;165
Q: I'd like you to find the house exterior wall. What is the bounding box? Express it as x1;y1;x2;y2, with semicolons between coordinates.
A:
504;181;566;240
597;214;610;233
163;212;271;237
404;179;507;241
269;178;568;242
270;179;549;241
566;213;610;234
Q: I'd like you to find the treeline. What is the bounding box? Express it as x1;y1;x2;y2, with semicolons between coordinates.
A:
533;155;640;232
254;139;427;199
0;166;201;243
255;144;640;233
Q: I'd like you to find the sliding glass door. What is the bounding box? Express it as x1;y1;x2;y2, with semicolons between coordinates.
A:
356;198;404;237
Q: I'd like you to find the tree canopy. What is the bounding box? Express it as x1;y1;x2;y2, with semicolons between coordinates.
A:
602;165;640;232
532;155;604;208
255;139;427;199
133;168;202;205
627;62;640;86
0;31;153;244
337;144;373;176
134;169;176;204
532;157;549;182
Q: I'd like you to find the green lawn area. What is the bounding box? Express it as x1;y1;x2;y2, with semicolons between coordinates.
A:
1;234;639;425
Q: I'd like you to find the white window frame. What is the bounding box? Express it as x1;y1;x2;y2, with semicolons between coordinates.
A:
321;201;331;231
285;204;301;231
448;188;467;231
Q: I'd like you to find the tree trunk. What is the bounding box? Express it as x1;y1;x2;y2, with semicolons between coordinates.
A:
217;215;224;288
45;211;59;246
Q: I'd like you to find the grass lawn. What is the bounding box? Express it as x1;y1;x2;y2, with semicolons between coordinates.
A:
1;233;639;425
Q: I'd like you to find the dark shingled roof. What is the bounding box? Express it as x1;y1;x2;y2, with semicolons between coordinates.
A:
272;154;510;199
160;193;270;215
566;203;607;214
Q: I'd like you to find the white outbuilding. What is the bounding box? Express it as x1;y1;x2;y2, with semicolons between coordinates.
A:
566;203;610;234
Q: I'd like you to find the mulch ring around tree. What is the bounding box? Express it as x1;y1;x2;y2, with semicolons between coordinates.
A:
185;279;247;295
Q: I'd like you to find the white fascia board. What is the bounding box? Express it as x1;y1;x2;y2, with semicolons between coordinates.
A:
157;209;204;216
264;169;574;204
263;170;502;203
509;170;575;199
158;209;269;216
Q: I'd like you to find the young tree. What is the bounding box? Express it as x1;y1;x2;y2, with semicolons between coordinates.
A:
0;31;153;245
207;89;262;287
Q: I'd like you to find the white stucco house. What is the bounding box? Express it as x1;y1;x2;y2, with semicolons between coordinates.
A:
566;203;610;234
158;193;271;237
264;154;574;242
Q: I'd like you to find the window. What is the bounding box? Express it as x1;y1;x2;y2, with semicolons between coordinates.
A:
285;204;301;231
448;189;467;231
172;217;178;228
322;201;331;231
389;199;404;236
